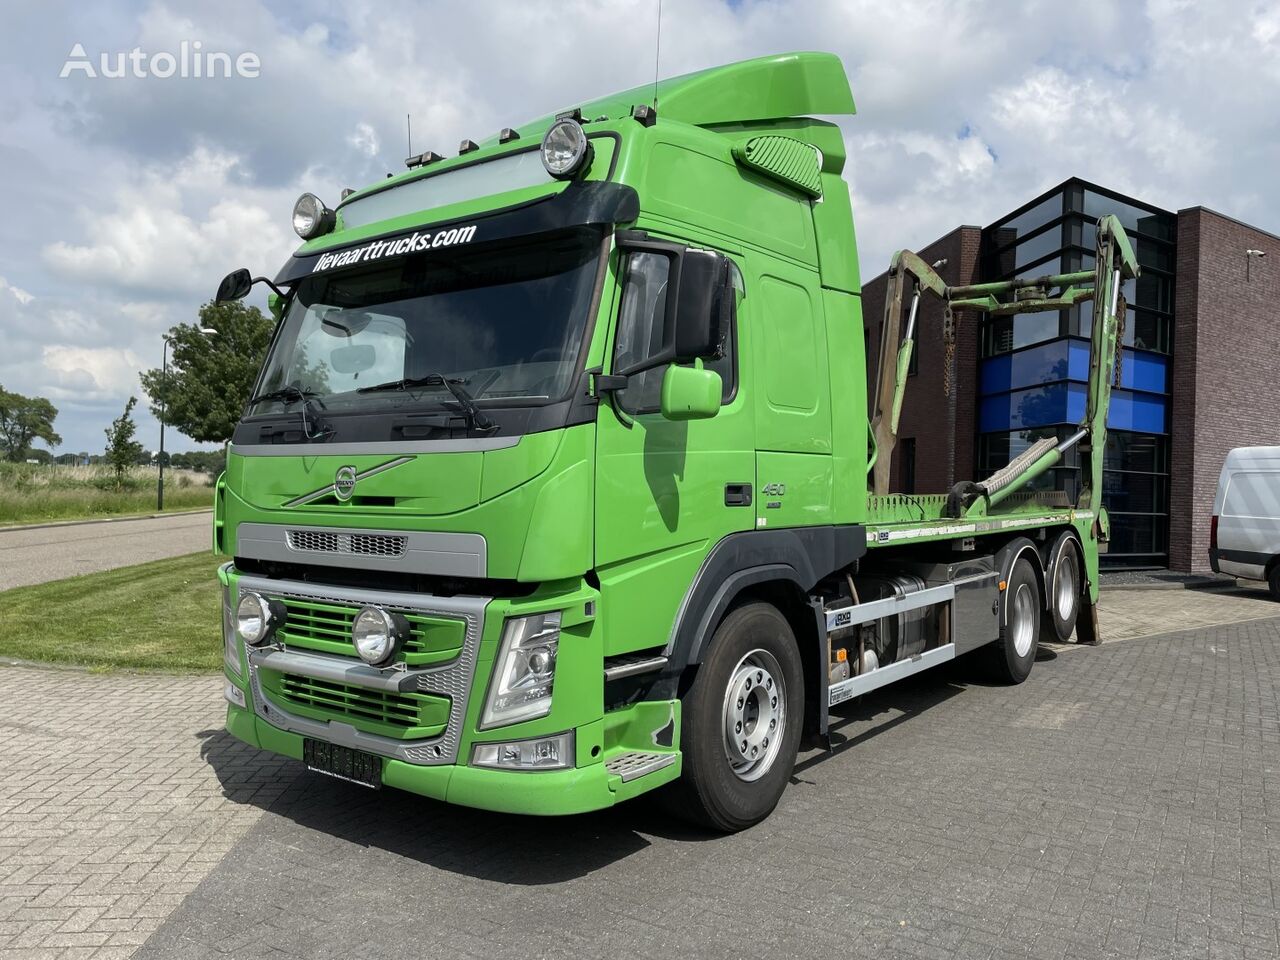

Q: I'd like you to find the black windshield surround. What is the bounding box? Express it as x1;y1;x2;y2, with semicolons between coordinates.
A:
233;185;639;448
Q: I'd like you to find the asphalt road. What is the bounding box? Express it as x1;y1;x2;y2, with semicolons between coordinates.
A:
0;511;213;590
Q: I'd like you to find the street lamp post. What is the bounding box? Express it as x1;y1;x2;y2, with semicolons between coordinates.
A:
157;328;216;511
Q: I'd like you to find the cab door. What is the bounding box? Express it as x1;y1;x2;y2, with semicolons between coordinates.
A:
593;238;754;656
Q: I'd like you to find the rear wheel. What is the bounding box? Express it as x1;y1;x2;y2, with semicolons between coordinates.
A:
987;557;1041;684
672;602;804;832
1268;565;1280;601
1044;536;1083;641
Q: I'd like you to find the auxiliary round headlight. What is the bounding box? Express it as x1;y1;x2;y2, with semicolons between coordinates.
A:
292;192;335;239
352;606;407;666
236;592;278;646
540;119;591;179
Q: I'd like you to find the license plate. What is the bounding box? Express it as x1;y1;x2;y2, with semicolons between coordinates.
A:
303;739;382;789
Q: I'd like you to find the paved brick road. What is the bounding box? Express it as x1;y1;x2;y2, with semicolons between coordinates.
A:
4;600;1280;959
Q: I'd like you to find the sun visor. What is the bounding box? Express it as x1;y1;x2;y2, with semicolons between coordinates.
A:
274;181;638;287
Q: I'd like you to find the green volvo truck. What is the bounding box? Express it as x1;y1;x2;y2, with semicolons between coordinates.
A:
215;52;1138;831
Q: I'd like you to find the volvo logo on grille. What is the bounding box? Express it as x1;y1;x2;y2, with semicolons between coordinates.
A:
333;465;358;502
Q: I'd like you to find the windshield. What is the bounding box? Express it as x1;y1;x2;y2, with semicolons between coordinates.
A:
249;227;604;422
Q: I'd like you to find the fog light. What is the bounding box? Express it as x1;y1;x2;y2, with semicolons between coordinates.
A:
471;731;574;771
352;606;410;666
223;678;247;709
540;119;591;179
236;592;284;646
292;192;336;239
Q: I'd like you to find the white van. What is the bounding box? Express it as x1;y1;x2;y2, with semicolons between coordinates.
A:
1210;446;1280;597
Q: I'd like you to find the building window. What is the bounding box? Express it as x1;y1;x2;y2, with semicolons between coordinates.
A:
900;437;916;494
974;179;1175;568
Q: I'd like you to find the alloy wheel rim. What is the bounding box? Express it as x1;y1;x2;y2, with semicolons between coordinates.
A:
1056;557;1077;622
1012;582;1035;658
722;648;786;783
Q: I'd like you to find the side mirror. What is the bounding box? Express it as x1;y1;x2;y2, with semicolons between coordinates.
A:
216;268;253;302
660;361;722;421
672;249;732;363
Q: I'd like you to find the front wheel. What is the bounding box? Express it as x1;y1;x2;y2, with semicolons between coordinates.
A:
673;602;804;832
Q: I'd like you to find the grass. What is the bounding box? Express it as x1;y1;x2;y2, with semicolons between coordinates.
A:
0;552;225;672
0;462;214;525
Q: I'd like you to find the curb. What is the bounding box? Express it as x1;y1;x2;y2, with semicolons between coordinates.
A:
1100;578;1239;593
0;508;213;535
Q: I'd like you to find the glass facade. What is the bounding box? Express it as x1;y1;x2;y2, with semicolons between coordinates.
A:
977;180;1176;567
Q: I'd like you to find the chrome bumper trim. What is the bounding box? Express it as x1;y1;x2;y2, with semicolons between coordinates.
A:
247;647;424;693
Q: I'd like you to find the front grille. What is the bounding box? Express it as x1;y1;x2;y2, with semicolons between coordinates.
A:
288;529;339;552
287;529;408;558
349;533;407;557
274;597;465;666
273;673;449;739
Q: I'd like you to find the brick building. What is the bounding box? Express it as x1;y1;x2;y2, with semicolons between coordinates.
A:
863;177;1280;572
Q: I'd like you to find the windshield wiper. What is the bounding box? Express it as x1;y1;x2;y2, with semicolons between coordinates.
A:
358;374;497;433
246;385;330;440
248;385;320;407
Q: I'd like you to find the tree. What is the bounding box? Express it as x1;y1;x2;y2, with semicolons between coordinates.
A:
104;397;144;486
0;384;61;461
139;300;274;443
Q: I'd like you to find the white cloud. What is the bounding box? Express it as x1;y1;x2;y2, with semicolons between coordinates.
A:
348;122;380;158
41;145;298;299
0;276;32;305
42;344;144;400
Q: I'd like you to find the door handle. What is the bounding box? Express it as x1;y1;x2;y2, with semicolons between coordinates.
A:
724;483;752;507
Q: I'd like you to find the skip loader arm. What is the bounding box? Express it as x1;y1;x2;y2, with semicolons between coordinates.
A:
869;215;1140;521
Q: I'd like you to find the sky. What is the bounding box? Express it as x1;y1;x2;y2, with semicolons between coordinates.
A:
1;0;1278;455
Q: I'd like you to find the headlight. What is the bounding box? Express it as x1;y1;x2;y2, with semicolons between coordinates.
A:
471;731;574;771
352;606;410;666
480;611;561;728
292;192;335;239
236;592;284;646
540;119;591;179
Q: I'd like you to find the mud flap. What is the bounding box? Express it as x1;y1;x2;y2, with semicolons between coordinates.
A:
1076;598;1102;645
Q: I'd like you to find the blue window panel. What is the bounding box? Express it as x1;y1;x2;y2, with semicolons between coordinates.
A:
980;340;1070;395
979;382;1069;432
1106;388;1168;433
980;337;1169;396
1119;349;1168;394
980;382;1168;433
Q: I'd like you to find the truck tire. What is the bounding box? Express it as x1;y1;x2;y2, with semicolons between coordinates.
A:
672;602;804;832
987;556;1040;684
1043;534;1083;641
1268;565;1280;601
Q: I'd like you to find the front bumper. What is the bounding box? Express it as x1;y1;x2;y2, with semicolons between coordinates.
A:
220;565;681;815
225;702;665;814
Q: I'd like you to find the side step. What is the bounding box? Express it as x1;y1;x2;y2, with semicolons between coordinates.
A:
605;751;677;782
603;653;669;682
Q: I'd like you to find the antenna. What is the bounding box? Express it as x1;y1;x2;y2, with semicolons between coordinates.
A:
406;114;412;158
652;0;663;110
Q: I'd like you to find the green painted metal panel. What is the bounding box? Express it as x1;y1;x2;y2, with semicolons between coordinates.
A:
753;267;832;455
641;137;816;266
